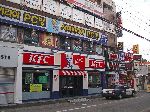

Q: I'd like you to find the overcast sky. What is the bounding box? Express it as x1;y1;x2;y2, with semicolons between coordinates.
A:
113;0;150;61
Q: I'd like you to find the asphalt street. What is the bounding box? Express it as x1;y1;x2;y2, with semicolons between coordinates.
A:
1;91;150;112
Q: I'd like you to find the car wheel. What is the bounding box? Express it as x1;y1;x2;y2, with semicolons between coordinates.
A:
118;94;123;99
105;97;109;99
132;92;136;97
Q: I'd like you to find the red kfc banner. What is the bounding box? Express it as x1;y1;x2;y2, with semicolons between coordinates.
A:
73;55;85;70
89;59;105;69
23;53;54;65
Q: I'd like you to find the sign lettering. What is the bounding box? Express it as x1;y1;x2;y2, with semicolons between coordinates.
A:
60;23;85;36
23;53;54;65
86;30;99;40
0;6;21;20
23;12;46;27
89;59;105;69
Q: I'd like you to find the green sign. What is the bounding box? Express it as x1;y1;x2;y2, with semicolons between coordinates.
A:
39;76;48;83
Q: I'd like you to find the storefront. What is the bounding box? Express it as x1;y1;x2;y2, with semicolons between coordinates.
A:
0;44;18;104
59;70;86;97
87;55;105;95
22;46;57;101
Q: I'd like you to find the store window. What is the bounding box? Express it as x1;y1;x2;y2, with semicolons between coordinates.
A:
24;29;39;46
72;39;82;52
88;73;101;88
60;37;72;50
83;40;90;53
22;71;50;92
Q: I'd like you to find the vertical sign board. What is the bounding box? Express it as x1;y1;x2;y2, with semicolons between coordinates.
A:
95;17;103;30
0;46;18;67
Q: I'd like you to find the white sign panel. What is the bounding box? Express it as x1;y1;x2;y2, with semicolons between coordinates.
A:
42;0;58;15
95;17;103;30
7;0;21;4
72;8;84;24
0;47;18;67
59;4;72;20
110;24;115;34
85;13;94;27
103;21;111;32
24;0;42;10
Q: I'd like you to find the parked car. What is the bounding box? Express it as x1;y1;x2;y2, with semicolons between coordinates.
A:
102;85;137;99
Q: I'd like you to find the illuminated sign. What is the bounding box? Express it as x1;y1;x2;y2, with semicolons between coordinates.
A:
59;22;100;40
23;12;46;27
0;4;47;31
23;53;54;66
0;5;21;20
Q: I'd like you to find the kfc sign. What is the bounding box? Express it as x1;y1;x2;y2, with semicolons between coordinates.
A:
89;59;105;69
23;53;54;65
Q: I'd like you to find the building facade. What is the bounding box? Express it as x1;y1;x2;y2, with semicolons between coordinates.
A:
0;0;117;104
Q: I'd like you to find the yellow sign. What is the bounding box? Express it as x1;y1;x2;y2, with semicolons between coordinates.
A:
60;23;100;40
0;5;21;20
132;44;139;54
146;84;150;92
30;84;42;92
23;12;46;27
60;23;85;36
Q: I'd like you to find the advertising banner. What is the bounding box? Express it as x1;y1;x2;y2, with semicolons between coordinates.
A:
59;21;100;40
85;13;94;27
72;8;84;24
59;4;72;20
95;17;103;30
23;53;54;66
24;0;42;10
66;0;103;16
30;84;42;92
42;0;58;15
0;4;47;31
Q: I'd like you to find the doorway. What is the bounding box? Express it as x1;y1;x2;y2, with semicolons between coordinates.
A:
60;76;83;98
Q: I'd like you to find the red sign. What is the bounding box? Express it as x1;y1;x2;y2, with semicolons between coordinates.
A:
89;59;105;69
60;53;68;69
23;53;54;65
73;55;85;70
125;52;133;62
109;53;118;60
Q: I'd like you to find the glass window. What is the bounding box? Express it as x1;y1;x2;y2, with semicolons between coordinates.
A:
88;73;101;88
24;29;39;46
72;39;82;52
22;71;50;92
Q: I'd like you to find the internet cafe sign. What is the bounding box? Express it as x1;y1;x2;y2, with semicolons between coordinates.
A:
59;21;100;40
0;46;18;67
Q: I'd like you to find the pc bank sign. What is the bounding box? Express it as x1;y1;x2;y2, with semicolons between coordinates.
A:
0;46;18;67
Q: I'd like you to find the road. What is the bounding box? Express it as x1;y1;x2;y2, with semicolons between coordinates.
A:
1;91;150;112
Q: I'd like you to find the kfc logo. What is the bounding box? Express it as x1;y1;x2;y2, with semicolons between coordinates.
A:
89;59;105;69
23;53;54;65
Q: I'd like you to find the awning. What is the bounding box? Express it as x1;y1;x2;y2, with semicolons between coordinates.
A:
59;70;86;76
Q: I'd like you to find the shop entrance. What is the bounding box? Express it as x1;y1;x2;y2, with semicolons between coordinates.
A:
60;76;83;98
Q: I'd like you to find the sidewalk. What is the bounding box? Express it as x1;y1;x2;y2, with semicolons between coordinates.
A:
0;94;102;110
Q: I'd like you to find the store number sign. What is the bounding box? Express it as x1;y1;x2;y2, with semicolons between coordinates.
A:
23;53;54;66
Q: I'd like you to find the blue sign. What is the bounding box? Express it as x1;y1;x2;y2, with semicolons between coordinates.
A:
99;34;108;46
118;52;125;61
47;18;60;33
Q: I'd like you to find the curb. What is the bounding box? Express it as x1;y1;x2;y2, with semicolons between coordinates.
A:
0;95;102;110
